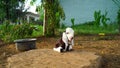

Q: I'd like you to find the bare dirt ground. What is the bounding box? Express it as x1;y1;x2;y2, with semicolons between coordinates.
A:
0;35;120;68
7;49;101;68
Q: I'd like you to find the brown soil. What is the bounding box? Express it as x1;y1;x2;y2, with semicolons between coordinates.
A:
7;49;101;68
0;35;120;68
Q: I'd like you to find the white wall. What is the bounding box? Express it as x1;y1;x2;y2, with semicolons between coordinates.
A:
60;0;119;26
26;14;39;23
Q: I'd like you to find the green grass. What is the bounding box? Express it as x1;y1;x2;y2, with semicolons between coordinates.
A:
59;23;119;35
0;25;2;28
32;25;43;37
0;22;119;38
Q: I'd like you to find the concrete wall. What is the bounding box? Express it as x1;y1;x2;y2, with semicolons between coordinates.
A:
60;0;119;26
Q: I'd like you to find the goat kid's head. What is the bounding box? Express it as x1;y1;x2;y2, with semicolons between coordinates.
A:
66;27;74;41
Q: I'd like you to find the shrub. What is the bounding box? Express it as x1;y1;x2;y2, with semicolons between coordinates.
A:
12;23;34;39
82;21;94;26
71;18;75;27
94;10;101;26
101;11;110;27
61;23;66;29
94;10;110;27
117;9;120;32
0;21;36;43
0;20;14;42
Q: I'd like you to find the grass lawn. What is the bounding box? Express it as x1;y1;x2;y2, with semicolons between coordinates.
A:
0;23;119;43
59;23;119;35
1;23;118;37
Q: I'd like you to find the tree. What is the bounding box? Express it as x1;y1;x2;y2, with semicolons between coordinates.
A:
112;0;120;8
0;0;26;22
112;0;120;32
31;0;65;36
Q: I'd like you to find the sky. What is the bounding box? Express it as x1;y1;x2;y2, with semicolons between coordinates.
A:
24;0;41;14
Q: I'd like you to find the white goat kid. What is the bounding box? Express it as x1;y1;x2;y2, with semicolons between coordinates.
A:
53;27;74;52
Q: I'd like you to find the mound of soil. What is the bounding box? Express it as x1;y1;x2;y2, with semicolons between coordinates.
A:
0;35;120;68
7;49;101;68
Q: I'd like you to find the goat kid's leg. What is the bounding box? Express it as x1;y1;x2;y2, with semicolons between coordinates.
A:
69;45;73;51
64;43;68;51
53;47;62;52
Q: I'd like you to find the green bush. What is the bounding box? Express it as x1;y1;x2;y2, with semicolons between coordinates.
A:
117;9;120;32
94;10;101;26
0;20;14;42
81;21;94;26
71;18;75;27
0;21;36;43
61;23;66;29
101;11;110;27
32;25;43;37
12;23;34;39
94;10;110;27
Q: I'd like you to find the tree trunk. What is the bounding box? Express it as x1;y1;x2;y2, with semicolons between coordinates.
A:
43;9;47;36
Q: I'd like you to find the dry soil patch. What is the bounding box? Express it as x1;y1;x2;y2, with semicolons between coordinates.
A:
7;49;101;68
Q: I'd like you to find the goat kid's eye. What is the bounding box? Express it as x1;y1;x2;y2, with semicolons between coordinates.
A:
66;32;69;34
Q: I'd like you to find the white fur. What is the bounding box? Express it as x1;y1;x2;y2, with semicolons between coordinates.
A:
53;47;62;52
66;27;74;41
53;27;74;52
69;45;73;50
64;27;74;51
62;32;69;51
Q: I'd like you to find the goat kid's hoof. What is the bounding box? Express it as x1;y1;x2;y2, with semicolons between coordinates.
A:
53;47;63;53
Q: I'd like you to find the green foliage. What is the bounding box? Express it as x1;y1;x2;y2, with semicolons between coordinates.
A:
36;5;44;22
61;23;66;29
12;23;34;39
71;18;75;27
0;10;6;20
94;10;110;27
30;0;37;5
112;0;120;32
0;20;14;42
82;21;94;25
101;11;110;27
0;0;26;22
112;0;120;8
31;0;65;36
94;10;101;26
74;23;118;35
59;22;119;35
41;0;65;36
32;25;43;37
40;13;44;22
0;21;37;43
117;9;120;32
